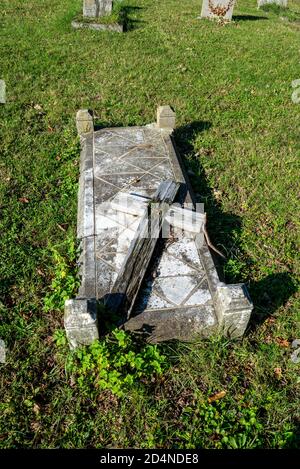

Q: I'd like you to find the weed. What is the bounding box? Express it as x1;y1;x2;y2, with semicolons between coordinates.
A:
43;235;79;312
65;329;167;398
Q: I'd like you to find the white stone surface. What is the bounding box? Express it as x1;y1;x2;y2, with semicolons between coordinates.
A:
0;339;6;363
0;80;6;104
167;238;203;271
201;0;235;21
111;192;149;217
156;276;198;305
165;206;205;233
258;0;287;6
157;252;196;277
185;288;212;306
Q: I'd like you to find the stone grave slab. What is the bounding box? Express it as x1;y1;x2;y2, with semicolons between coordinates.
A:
64;106;253;347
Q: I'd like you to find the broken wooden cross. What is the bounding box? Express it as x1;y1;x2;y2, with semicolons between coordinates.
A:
105;180;182;318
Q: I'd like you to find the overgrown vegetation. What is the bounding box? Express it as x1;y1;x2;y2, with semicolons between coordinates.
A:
0;0;299;448
59;329;167;398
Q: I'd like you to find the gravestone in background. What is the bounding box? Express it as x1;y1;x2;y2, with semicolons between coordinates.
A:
83;0;113;18
257;0;288;7
0;80;6;104
201;0;236;21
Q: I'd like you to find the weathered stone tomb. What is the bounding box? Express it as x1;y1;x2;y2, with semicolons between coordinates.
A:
64;106;253;348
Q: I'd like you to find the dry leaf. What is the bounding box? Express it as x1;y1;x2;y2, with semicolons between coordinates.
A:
276;338;290;348
274;367;282;380
265;317;276;325
31;421;41;432
57;223;66;232
33;403;40;415
19;197;29;203
208;390;227;403
264;335;273;344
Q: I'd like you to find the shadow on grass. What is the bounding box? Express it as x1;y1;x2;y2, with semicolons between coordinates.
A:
173;121;242;280
233;15;268;22
173;122;298;329
122;5;145;32
248;272;298;329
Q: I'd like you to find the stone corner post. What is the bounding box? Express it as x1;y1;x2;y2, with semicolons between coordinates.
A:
64;298;99;349
76;109;94;136
157;105;176;130
214;283;253;338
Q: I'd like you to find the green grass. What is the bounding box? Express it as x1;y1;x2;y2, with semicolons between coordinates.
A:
0;0;300;448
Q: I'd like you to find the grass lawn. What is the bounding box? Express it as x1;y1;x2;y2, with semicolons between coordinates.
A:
0;0;299;448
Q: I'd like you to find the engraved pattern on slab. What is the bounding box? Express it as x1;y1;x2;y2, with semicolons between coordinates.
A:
96;145;134;160
94;130;114;147
95;228;119;255
99;250;128;272
134;282;174;312
111;128;145;145
121;146;166;160
96;259;118;299
130;173;162;191
156;252;196;277
185;283;212;306
155;276;199;306
94;178;119;204
98;173;144;190
124;157;169;172
149;161;174;180
167;238;204;272
95;204;138;232
143;127;169;155
94;154;144;177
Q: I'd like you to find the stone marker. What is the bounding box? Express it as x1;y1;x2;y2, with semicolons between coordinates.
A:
0;339;6;363
257;0;287;7
157;105;176;130
215;284;253;338
76;109;94;136
83;0;113;17
0;80;6;104
64;299;99;349
201;0;236;21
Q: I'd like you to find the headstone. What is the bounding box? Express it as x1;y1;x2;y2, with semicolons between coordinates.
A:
83;0;113;18
157;105;176;130
201;0;236;21
76;109;94;136
0;80;6;104
0;339;6;363
257;0;288;7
